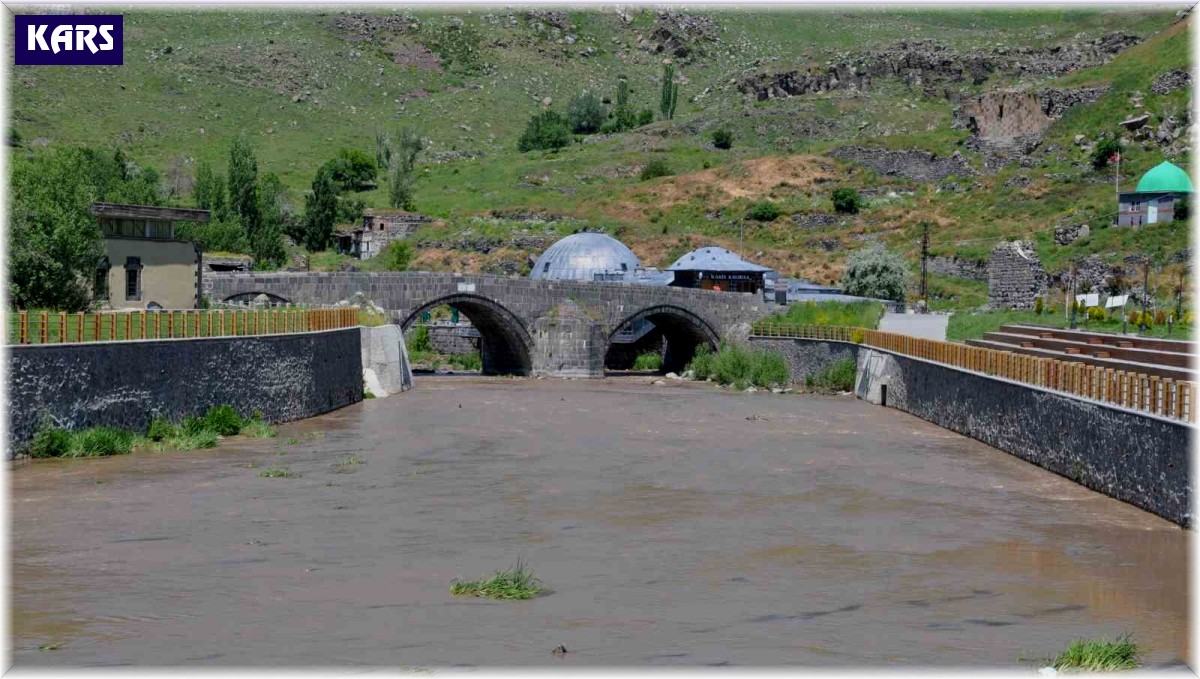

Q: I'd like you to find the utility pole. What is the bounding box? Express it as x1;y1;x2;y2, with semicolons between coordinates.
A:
1069;259;1078;330
1140;258;1151;333
919;221;930;313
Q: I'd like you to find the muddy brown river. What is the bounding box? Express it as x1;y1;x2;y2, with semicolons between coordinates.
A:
9;377;1189;667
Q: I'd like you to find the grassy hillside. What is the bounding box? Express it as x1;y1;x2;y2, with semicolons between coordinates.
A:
10;7;1191;307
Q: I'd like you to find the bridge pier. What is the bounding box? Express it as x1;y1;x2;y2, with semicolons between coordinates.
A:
531;301;606;378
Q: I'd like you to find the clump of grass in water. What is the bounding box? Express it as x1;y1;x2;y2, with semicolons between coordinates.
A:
1053;634;1140;672
168;430;219;450
333;454;364;468
259;466;299;479
241;419;277;438
450;559;543;600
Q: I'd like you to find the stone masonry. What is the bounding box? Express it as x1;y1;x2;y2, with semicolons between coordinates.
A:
207;272;769;377
987;240;1048;309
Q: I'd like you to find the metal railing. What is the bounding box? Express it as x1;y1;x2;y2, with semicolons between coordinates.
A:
751;322;1197;423
8;307;359;345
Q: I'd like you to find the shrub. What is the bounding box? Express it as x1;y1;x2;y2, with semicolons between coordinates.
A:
636;109;654;127
640;159;673;181
687;345;715;380
201;405;243;436
702;342;789;389
840;242;910;302
146;417;176;442
377;240;413;272
1087;306;1106;321
633;351;663;371
1091;138;1121;171
72;427;134;457
567;92;606;134
1175;196;1189;222
1034;296;1044;315
832;188;862;214
712;127;733;150
29;425;71;458
518;110;572;152
1183;310;1194;325
851;328;865;344
408;324;432;352
751;352;790;388
448;352;483;371
812;358;857;392
746;200;781;222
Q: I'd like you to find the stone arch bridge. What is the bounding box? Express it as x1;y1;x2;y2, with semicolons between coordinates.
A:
206;272;770;377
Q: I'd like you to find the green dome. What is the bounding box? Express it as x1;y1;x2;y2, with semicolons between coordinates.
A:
1135;161;1193;193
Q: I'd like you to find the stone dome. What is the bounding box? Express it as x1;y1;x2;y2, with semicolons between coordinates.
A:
1135;161;1193;193
530;232;641;281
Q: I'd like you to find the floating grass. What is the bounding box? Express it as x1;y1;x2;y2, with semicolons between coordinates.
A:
241;420;278;438
1053;634;1140;672
259;466;299;479
450;558;543;600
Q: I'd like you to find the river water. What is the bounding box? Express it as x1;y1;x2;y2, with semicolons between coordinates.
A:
9;377;1189;667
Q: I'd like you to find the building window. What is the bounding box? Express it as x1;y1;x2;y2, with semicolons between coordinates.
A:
621;262;628;271
543;262;551;273
124;257;142;301
94;259;110;300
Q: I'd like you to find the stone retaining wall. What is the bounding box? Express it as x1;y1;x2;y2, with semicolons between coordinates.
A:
7;329;363;456
853;344;1190;526
747;338;859;384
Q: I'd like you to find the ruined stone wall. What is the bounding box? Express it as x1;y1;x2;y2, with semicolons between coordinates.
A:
7;329;363;455
959;90;1050;140
428;325;480;355
928;255;987;281
987;240;1047;309
855;345;1191;527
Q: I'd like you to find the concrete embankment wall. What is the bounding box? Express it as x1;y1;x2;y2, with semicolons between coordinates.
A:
361;325;412;397
752;338;1192;527
7;328;364;455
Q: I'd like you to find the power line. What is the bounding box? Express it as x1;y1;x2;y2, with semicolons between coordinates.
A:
924;210;1120;247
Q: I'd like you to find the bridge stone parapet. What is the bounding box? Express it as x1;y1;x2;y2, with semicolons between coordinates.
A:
206;272;771;377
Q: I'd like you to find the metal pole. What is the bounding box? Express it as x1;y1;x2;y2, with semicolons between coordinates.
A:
1140;260;1150;332
919;221;929;312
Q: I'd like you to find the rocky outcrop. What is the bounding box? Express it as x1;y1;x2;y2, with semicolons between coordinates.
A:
829;146;973;182
791;213;840;230
636;11;719;61
987;240;1047;309
928;256;986;281
1054;223;1091;246
1151;69;1191;95
737;33;1139;100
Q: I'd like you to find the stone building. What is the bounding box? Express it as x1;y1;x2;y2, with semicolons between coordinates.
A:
1117;161;1192;227
667;246;774;294
987;240;1047;310
89;203;209;309
335;210;432;260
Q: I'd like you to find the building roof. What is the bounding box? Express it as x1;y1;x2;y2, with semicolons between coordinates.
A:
531;232;641;281
1135;161;1193;193
89;202;210;222
667;246;773;273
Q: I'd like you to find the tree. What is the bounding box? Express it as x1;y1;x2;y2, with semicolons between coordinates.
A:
377;240;413;272
660;63;679;120
832;187;862;214
840;242;910;302
252;172;288;267
227;135;260;234
324;148;378;192
193;160;229;220
9;146;162;311
301;164;338;252
517;110;572;152
382;128;424;210
568;91;606;134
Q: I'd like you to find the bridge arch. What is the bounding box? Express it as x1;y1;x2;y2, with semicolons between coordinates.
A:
400;294;534;376
606;304;720;374
220;291;292;305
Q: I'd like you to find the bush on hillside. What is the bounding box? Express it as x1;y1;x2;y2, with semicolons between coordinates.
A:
201;404;244;436
712;127;733;150
29;425;71;458
377;240;413;272
840;242;910;302
637;109;654;127
1091;138;1120;171
640;159;673;181
567;92;606;134
746;200;781;222
832;188;862;215
518;111;572;152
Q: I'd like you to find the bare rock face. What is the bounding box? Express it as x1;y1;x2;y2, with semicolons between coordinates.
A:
828;146;973;182
987;240;1048;310
736;33;1139;101
1151;69;1191;95
1054;223;1090;246
791;213;840;230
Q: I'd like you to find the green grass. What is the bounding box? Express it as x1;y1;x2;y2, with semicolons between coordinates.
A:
28;425;135;458
632;351;663;371
258;466;299;478
333;454;364;469
241;419;278;438
166;430;220;450
450;559;543;600
767;301;886;329
946;308;1193;342
1052;634;1140;672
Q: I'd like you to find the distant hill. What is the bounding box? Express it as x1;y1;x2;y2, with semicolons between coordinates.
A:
10;7;1192;307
